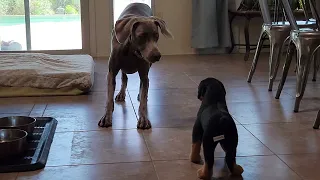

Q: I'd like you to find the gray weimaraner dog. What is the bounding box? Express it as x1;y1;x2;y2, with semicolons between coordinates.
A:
98;3;173;129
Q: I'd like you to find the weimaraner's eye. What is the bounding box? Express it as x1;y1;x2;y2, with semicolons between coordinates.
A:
137;33;148;45
153;33;159;41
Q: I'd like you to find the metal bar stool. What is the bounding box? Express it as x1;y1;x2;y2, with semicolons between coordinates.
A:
309;0;320;81
247;0;316;91
276;0;320;112
313;110;320;129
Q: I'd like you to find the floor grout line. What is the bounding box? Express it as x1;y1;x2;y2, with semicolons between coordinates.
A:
127;87;160;179
238;124;309;178
142;132;160;180
41;104;48;117
275;154;304;180
127;89;138;121
241;125;276;155
27;104;36;117
241;123;306;179
40;160;154;168
13;153;320;168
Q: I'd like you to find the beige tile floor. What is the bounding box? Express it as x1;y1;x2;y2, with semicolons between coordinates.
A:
0;54;320;180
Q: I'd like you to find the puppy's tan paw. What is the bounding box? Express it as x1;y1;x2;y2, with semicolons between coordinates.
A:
197;167;210;180
98;114;112;127
115;91;126;102
190;153;202;164
190;142;202;164
137;116;152;129
231;164;244;176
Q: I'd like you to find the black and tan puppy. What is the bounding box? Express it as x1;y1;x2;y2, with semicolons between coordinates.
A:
190;77;243;180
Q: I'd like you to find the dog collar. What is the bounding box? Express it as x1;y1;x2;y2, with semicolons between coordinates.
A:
113;28;123;45
134;50;144;59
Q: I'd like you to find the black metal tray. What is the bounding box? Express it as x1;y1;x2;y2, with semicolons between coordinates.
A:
0;117;58;173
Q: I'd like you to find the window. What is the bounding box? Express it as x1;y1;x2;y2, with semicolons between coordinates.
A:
113;0;152;24
0;0;83;51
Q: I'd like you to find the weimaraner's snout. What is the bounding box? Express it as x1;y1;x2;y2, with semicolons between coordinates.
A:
142;42;162;63
151;52;161;62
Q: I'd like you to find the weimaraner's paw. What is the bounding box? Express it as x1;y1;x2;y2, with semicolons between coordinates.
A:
137;116;152;129
115;91;126;102
137;94;148;102
98;114;112;127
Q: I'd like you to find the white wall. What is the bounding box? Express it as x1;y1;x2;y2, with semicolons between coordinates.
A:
88;0;263;58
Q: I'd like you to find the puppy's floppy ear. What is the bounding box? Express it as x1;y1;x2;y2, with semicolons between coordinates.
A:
151;16;174;39
217;80;227;97
197;81;207;100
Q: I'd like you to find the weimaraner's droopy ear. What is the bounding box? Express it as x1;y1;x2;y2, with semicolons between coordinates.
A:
114;17;141;44
113;18;141;56
151;16;174;39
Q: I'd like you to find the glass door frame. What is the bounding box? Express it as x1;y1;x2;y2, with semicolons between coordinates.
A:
111;0;155;25
0;0;90;55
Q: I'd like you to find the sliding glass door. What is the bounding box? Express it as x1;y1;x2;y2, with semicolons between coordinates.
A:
113;0;152;24
0;0;27;51
0;0;84;51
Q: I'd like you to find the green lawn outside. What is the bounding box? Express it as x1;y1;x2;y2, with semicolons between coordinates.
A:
0;15;81;26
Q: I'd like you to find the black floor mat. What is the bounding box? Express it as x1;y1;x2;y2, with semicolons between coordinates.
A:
0;117;58;173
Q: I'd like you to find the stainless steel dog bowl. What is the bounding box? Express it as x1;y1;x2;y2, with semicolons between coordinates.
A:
0;116;36;134
0;129;27;158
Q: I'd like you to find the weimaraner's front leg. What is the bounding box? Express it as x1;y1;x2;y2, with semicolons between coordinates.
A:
115;72;128;102
137;64;152;101
137;76;151;129
98;70;118;127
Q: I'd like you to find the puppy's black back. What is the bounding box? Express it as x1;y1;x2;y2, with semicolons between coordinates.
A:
201;109;238;171
196;77;238;172
200;107;237;140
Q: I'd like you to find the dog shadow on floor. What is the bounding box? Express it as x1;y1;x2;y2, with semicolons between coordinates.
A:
212;176;244;180
211;163;244;180
211;171;244;180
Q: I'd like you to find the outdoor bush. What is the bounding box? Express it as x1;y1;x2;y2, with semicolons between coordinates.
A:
50;0;80;14
30;0;54;15
0;0;55;15
9;0;25;15
0;0;10;15
65;5;78;14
